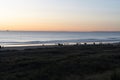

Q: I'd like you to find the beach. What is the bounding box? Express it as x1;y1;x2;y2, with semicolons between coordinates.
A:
0;44;120;80
0;0;119;79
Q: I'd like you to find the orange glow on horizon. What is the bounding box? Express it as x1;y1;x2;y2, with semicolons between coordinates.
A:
1;24;120;32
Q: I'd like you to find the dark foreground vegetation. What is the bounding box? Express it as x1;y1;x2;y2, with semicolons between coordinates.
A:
0;44;120;80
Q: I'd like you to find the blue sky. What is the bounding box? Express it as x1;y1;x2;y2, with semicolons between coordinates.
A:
0;0;119;31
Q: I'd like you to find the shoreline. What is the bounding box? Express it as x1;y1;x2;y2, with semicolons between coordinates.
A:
1;42;120;50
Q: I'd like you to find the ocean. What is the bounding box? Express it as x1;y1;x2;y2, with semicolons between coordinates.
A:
0;31;120;47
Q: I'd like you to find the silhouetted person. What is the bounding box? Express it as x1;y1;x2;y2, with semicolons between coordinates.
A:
84;43;87;45
76;43;79;46
58;43;63;46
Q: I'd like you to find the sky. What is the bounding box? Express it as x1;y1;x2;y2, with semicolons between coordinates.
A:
0;0;120;31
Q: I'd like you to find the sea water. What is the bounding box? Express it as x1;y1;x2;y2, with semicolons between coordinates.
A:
0;31;120;47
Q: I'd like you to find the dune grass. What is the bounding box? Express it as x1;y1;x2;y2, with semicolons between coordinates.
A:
0;45;120;80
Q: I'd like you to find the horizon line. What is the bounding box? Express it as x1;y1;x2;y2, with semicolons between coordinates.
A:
0;30;120;33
